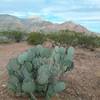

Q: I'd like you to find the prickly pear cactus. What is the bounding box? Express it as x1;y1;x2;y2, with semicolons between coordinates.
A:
7;45;74;100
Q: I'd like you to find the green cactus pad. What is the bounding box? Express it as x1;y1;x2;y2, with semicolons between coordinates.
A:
23;62;33;72
7;45;74;100
53;81;65;93
37;65;50;84
8;75;21;92
17;52;28;64
22;80;35;93
7;58;20;72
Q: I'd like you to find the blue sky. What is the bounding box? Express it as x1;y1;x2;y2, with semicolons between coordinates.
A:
0;0;100;33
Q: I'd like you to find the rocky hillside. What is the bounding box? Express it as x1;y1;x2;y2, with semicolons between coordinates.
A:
0;14;94;34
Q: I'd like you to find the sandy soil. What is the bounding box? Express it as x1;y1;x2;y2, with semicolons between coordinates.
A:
0;42;100;100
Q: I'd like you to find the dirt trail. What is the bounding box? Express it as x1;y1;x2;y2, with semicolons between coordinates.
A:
0;42;100;100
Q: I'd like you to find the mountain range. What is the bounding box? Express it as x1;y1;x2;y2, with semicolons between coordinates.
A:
0;14;97;34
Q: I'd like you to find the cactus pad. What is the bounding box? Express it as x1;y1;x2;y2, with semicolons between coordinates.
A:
7;45;74;100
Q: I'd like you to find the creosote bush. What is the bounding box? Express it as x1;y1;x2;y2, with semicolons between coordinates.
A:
7;45;74;100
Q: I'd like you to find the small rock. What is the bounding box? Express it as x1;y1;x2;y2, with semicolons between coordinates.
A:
2;84;6;87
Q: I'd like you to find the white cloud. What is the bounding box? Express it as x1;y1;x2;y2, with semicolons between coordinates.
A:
0;0;100;22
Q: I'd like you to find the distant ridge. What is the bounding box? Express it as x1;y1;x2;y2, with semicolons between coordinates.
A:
0;14;98;35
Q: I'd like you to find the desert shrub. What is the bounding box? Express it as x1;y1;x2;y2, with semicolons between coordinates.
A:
27;32;45;45
46;33;59;43
6;31;23;42
58;33;77;46
46;31;100;48
0;32;11;43
27;30;100;48
45;32;78;46
77;34;100;48
0;36;11;44
13;31;23;42
94;36;100;47
0;31;24;43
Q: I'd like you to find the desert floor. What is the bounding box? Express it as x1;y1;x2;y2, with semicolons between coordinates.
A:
0;42;100;100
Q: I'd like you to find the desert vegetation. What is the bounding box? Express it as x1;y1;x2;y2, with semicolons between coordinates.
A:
27;30;100;49
0;31;26;43
0;29;100;100
0;42;100;100
0;30;100;50
7;45;74;100
27;32;45;45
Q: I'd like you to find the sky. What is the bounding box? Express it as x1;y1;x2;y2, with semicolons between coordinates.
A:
0;0;100;33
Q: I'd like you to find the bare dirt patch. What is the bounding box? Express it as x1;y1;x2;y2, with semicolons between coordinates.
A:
0;42;100;100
